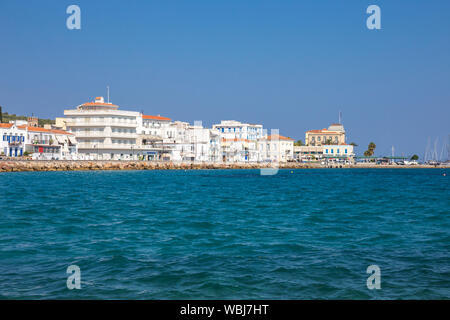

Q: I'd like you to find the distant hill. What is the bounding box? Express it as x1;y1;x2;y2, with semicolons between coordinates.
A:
1;111;55;126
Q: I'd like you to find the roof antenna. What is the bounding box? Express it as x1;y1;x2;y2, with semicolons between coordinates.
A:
107;86;110;103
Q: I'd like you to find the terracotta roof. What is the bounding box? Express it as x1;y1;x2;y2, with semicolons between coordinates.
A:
142;115;171;121
17;125;74;135
0;123;13;128
267;134;294;141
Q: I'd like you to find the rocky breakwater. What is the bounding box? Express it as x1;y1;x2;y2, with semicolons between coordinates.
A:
0;160;323;172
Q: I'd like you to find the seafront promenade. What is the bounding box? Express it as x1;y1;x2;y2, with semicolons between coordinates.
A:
0;160;446;172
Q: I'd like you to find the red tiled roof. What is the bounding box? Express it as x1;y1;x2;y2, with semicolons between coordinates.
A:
0;123;13;128
17;125;74;135
142;115;171;121
267;134;294;141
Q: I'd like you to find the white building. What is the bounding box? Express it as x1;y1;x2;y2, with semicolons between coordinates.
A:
212;120;265;162
294;144;354;162
23;125;77;160
138;114;173;160
322;144;354;159
64;96;141;160
161;121;220;162
258;134;294;163
1;123;26;157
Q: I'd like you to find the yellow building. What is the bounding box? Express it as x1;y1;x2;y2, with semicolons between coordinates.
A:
305;123;346;146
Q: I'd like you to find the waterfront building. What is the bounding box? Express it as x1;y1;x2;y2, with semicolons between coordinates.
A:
258;134;294;162
21;125;77;160
138;114;172;160
293;145;323;161
0;122;26;157
294;144;355;162
322;144;354;159
305;123;346;146
161;121;220;162
295;123;354;162
212;120;265;162
64;97;141;160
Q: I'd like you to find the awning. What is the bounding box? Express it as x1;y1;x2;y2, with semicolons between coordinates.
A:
68;136;77;145
54;136;64;144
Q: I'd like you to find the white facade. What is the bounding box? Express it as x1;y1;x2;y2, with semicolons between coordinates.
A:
138;114;173;160
212;120;265;162
1;122;77;159
322;144;354;158
294;144;354;162
162;121;220;162
0;123;26;157
64;97;141;160
258;134;294;163
25;126;77;160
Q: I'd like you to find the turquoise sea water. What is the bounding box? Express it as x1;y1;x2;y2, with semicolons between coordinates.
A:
0;169;449;299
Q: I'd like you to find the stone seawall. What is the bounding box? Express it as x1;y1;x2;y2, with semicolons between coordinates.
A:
0;161;325;172
0;161;446;172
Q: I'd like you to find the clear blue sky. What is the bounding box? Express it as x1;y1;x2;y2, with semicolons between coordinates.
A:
0;0;449;157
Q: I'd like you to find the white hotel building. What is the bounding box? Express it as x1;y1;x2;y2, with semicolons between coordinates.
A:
64;97;144;160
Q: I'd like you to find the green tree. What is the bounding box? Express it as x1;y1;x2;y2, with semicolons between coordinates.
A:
294;140;304;146
410;154;419;160
364;142;376;157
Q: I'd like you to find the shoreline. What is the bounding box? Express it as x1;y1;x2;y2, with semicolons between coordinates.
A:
0;160;447;172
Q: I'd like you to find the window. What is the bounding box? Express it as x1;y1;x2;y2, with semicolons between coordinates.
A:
337;149;340;153
331;149;334;153
325;149;328;154
345;149;348;154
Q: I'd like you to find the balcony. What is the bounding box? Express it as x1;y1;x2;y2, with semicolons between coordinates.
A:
77;143;139;150
8;141;23;146
74;132;107;138
110;132;137;138
66;120;137;128
30;140;57;146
